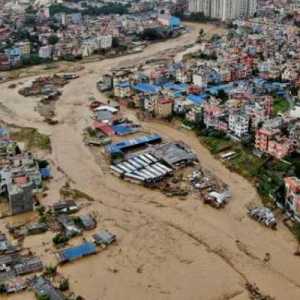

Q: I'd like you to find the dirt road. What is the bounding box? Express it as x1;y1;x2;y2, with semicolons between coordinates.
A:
1;22;300;300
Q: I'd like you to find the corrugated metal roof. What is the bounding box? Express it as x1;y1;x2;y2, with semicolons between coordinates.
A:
106;134;161;154
132;83;161;94
60;242;96;262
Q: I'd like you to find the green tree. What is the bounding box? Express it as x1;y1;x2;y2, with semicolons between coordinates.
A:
52;233;69;245
43;264;57;277
59;278;69;291
36;294;50;300
48;35;59;45
24;15;36;26
217;89;228;103
112;37;119;48
0;283;6;294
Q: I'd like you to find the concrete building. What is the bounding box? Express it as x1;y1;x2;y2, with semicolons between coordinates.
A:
255;126;293;160
210;0;224;19
98;35;112;49
32;276;65;300
8;181;34;215
38;45;52;59
16;41;31;57
284;177;300;222
228;112;249;138
188;0;257;20
188;0;210;15
154;98;173;118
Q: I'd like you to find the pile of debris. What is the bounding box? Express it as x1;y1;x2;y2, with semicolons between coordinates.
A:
161;180;189;197
246;282;275;300
248;207;277;229
18;74;78;124
189;169;231;208
18;74;68;98
203;190;231;209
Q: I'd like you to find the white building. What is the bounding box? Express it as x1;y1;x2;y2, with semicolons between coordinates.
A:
211;0;224;19
38;45;52;59
188;0;257;20
188;0;210;15
98;35;113;49
229;113;249;138
193;73;208;88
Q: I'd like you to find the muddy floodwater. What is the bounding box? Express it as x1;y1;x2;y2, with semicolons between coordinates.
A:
1;22;300;300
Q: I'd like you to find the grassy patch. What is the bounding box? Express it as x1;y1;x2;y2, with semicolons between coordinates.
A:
10;127;51;151
225;145;265;180
200;135;234;154
273;97;289;115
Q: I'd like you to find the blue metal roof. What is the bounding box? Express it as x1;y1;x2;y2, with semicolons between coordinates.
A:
163;82;188;92
61;242;96;261
115;81;130;88
40;166;51;179
170;16;181;28
132;83;160;94
106;134;161;154
187;94;208;105
207;83;233;95
112;123;138;136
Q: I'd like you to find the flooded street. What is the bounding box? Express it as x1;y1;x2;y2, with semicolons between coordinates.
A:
1;22;300;300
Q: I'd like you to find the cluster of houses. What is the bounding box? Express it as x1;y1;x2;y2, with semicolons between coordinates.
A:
105;66;299;160
0;194;116;297
0;0;182;69
0;232;44;294
100;7;300;155
0;127;51;216
91;8;300;218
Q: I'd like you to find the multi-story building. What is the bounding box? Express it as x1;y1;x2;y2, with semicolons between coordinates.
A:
284;177;300;222
228;112;249;138
210;0;224;19
38;45;52;59
8;180;34;216
188;0;210;15
98;35;113;49
255;126;294;159
154;98;173;118
113;82;131;99
188;0;257;20
16;41;31;57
